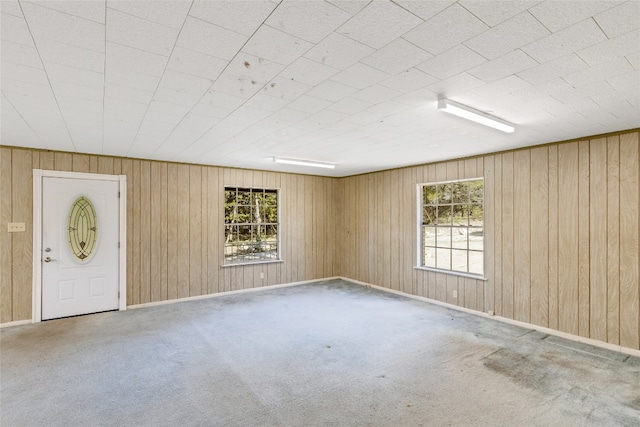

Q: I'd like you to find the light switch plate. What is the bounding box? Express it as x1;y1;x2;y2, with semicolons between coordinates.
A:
8;223;25;232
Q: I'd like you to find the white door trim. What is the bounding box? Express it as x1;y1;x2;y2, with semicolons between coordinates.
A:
32;169;127;323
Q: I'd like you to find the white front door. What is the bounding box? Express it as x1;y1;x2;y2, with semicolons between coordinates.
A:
42;177;120;320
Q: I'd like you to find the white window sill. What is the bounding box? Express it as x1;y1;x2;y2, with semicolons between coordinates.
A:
414;266;487;281
222;260;283;268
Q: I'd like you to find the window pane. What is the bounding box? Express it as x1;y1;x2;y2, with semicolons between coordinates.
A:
451;249;468;273
469;228;483;251
452;204;468;226
423;205;437;225
470;204;483;225
436;227;451;248
437;248;451;270
437;183;452;204
469;251;483;275
452;181;469;203
451;229;468;249
437;205;452;225
423;185;437;204
423;226;436;247
423;247;436;268
470;180;483;204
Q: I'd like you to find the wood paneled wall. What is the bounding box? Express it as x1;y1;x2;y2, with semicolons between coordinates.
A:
0;147;337;322
336;130;640;351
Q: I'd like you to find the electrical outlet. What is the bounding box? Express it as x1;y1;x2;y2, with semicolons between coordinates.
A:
7;223;25;232
452;290;458;299
260;272;264;279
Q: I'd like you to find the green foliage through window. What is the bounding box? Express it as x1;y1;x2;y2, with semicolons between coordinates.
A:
224;187;279;264
421;179;484;276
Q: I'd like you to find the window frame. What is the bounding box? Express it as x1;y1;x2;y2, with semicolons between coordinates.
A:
223;186;281;267
416;178;486;280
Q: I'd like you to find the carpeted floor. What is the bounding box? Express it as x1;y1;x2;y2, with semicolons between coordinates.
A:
2;279;639;426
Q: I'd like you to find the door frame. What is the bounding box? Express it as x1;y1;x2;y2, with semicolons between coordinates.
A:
32;169;127;323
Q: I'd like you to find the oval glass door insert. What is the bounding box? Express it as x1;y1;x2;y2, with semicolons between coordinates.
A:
67;196;98;262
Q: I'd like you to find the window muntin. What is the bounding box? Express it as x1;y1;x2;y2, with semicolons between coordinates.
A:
420;179;483;276
224;187;279;264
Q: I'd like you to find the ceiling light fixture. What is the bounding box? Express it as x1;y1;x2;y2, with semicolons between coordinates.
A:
273;156;336;169
437;99;515;133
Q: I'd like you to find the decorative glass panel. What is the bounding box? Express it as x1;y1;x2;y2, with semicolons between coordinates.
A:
67;196;98;262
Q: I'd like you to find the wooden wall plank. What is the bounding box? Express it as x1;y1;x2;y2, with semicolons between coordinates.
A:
501;152;514;319
589;138;608;342
11;149;32;320
606;136;620;345
167;163;178;300
530;147;549;327
150;162;162;303
131;161;141;305
0;148;13;322
189;166;202;296
483;155;495;314
139;161;151;304
578;140;590;338
39;151;54;170
54;152;72;171
72;154;90;173
493;155;503;316
120;159;134;306
558;142;579;335
177;164;190;299
619;132;639;349
513;150;531;323
160;162;168;301
548;145;559;330
97;157;114;175
207;168;219;293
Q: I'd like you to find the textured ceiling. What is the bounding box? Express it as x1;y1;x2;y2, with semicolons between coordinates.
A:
1;0;639;177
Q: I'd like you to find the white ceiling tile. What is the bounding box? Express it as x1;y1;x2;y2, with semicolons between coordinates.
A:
108;0;191;29
106;65;160;92
269;108;312;124
167;47;228;80
0;1;24;17
331;62;390;89
1;96;45;148
106;42;168;77
44;61;103;87
147;100;190;118
459;0;541;26
426;72;485;97
261;76;312;100
563;57;633;87
352;85;401;103
403;3;488;55
530;0;622;33
1;76;52;99
105;83;153;105
242;25;312;65
517;54;588;85
266;0;351;43
1;12;35;46
392;88;436;107
469;75;531;98
594;1;640;38
336;0;422;49
21;2;104;52
522;19;608;63
327;97;373;114
159;69;213;96
279;58;339;86
304;32;374;69
35;39;104;72
153;87;201;108
326;0;370;15
464;12;549;60
577;29;640;66
393;1;455;21
415;45;486;79
468;50;538;82
243;92;291;112
225;53;284;83
177;17;248;60
379;68;437;92
361;38;432;75
200;90;246;110
29;0;105;23
627;52;640;70
189;101;232;120
287;95;333;114
107;8;179;57
189;0;276;36
1;41;42;68
306;79;359;101
50;80;103;101
1;62;49;86
210;72;263;99
104;97;148;117
57;95;102;113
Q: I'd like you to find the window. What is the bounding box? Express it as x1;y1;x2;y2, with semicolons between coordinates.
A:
420;179;484;276
224;187;279;264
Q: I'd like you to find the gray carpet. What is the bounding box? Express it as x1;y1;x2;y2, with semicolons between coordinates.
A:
1;279;639;426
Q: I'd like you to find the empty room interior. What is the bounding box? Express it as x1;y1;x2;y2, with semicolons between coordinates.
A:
1;0;640;425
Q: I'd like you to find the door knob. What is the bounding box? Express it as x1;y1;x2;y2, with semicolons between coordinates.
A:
43;257;55;263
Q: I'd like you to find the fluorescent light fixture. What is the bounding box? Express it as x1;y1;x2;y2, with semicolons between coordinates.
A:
273;156;336;169
438;99;515;133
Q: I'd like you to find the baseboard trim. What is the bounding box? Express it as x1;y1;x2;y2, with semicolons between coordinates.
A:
339;276;640;359
128;277;340;310
0;319;32;329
